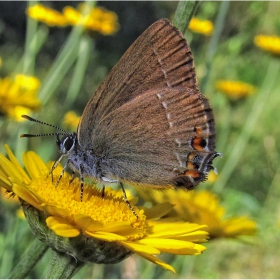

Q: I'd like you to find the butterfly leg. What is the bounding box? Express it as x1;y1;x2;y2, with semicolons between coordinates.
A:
52;158;70;187
120;182;138;219
79;165;85;202
101;177;138;218
69;170;76;184
101;186;105;198
48;154;64;182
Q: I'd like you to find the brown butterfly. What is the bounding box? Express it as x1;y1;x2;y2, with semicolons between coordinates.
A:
22;19;221;215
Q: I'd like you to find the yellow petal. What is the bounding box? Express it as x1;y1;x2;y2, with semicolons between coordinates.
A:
176;230;209;242
46;216;80;237
42;204;71;217
0;168;13;191
23;151;49;179
119;241;160;255
222;217;257;237
193;243;207;253
148;222;207;238
46;216;69;228
4;144;30;183
151;216;185;223
12;182;43;210
101;221;138;233
137;238;206;255
143;202;174;220
73;214;104;231
136;252;175;273
85;231;127;241
0;154;25;185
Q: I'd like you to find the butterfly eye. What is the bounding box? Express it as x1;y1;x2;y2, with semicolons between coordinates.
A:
61;135;76;154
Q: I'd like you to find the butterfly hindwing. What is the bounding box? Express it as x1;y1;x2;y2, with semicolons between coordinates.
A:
90;87;216;188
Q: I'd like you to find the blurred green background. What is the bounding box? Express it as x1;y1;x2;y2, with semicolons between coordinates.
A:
0;1;280;278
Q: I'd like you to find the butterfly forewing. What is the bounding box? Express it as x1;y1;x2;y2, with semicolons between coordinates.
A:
78;19;199;149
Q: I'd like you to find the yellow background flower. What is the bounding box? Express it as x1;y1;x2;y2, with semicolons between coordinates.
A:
215;80;256;100
27;4;68;26
63;111;81;130
26;4;119;35
0;74;41;121
137;188;257;239
189;17;214;36
254;35;280;56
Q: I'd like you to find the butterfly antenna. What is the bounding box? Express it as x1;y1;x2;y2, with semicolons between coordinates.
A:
20;115;69;138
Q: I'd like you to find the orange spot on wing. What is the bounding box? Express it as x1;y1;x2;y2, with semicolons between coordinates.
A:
184;170;200;178
192;136;205;151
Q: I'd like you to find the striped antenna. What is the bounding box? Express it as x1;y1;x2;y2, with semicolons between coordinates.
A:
20;115;69;138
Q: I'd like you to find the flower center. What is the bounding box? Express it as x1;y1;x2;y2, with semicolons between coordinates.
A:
29;173;147;240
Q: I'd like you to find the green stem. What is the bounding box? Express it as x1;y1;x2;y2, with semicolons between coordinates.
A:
261;165;280;218
22;1;38;75
7;239;48;279
65;34;93;107
213;59;280;193
14;1;49;75
38;29;81;104
200;1;231;93
46;249;85;279
39;1;96;105
17;26;49;75
173;0;200;33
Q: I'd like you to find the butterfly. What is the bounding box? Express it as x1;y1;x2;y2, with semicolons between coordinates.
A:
21;19;221;216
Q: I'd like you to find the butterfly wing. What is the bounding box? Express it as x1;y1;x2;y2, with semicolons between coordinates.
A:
78;19;199;149
91;87;217;189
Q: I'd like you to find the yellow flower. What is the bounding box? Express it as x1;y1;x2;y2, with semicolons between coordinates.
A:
254;35;280;56
27;4;68;26
189;18;214;36
0;187;19;205
215;80;256;100
0;145;209;273
14;74;41;91
63;111;80;131
137;189;257;239
63;5;119;35
26;3;119;35
0;74;41;121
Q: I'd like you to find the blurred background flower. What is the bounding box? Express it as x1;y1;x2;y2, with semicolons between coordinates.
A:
0;74;41;121
27;3;119;35
254;35;280;56
63;5;119;35
26;4;68;26
215;80;256;100
137;189;257;240
188;17;214;36
63;111;80;131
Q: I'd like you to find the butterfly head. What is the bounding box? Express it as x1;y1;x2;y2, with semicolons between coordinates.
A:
56;133;77;156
